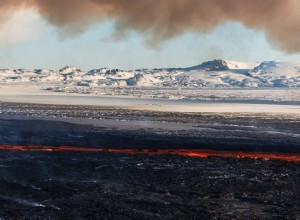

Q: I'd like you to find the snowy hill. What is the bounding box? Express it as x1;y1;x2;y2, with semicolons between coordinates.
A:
0;60;300;94
249;61;300;87
185;59;230;71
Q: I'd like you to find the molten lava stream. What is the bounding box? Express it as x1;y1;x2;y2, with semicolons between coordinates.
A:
0;145;299;162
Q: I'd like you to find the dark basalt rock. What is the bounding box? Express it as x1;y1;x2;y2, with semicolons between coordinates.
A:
186;59;230;71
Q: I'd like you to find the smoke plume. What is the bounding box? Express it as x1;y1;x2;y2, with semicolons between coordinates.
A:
1;0;300;53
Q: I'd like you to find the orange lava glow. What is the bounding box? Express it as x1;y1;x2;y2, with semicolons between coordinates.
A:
0;145;299;162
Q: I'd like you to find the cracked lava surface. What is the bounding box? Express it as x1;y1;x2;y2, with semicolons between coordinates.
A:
0;145;299;162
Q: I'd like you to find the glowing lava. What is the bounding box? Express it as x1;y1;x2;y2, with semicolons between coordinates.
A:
0;145;299;162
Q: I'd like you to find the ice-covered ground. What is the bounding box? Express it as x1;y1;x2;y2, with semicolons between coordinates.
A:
0;87;300;113
0;83;299;103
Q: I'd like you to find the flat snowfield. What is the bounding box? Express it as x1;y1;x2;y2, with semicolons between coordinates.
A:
0;85;300;114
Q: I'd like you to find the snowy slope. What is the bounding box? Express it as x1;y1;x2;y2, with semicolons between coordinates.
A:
0;60;300;93
249;61;300;87
225;60;258;70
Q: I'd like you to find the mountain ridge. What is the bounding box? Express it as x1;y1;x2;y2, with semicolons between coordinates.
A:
1;60;299;89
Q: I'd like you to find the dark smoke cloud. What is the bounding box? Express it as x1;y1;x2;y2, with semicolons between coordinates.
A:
1;0;300;53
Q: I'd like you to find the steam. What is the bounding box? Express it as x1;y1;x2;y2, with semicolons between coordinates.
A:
1;0;300;53
0;9;47;47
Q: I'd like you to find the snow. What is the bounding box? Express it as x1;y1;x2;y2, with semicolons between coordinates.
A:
225;60;258;70
0;59;299;102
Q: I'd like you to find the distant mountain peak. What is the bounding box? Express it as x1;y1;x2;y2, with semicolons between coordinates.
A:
252;61;281;73
59;66;81;73
186;59;230;71
86;67;109;75
257;61;280;68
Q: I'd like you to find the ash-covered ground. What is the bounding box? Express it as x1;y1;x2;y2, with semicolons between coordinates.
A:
0;151;299;219
0;102;299;219
0;102;300;152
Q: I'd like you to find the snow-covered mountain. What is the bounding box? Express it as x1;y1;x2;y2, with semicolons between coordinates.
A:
1;60;300;92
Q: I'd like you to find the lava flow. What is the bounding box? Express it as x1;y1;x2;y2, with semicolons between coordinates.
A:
0;145;299;162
